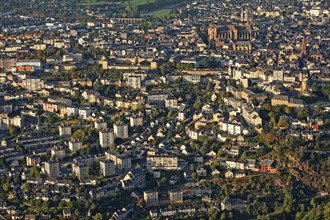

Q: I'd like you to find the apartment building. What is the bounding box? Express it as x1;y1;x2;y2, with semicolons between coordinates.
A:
99;129;114;148
100;159;115;177
44;161;60;178
113;123;128;139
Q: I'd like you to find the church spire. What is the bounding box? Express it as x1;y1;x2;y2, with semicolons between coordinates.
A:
301;37;307;56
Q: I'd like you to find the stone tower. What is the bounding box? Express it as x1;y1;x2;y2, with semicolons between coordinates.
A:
301;37;307;56
208;24;217;40
241;7;252;23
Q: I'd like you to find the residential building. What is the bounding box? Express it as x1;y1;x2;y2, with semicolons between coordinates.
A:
130;115;143;127
105;151;132;170
144;190;159;206
23;78;44;91
17;59;42;70
99;129;114;148
113;123;129;139
100;159;115;177
51;146;65;160
89;185;118;200
95;118;107;130
169;190;183;204
120;168;146;190
44;161;60;178
68;139;82;152
72;162;89;180
146;155;179;170
221;197;248;211
260;159;276;172
127;75;142;89
26;155;40;167
59;124;71;137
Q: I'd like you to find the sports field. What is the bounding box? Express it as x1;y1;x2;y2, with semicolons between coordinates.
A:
153;8;174;18
77;0;156;7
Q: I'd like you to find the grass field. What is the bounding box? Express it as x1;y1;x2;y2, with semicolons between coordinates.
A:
77;0;156;7
153;8;174;18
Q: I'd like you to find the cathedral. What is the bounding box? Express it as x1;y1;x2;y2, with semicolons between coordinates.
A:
207;7;256;51
208;24;255;41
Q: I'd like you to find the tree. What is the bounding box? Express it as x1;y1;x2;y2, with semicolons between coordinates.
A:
251;98;259;106
278;117;289;129
268;111;276;125
261;103;272;112
93;213;103;220
2;182;10;192
311;82;319;92
167;128;174;142
220;212;227;220
159;62;172;75
137;198;145;208
199;58;211;69
297;108;309;119
29;165;41;178
219;91;230;99
74;209;80;218
72;129;87;142
167;110;173;118
193;101;202;111
9;125;18;136
93;81;101;91
284;106;293;115
192;172;197;181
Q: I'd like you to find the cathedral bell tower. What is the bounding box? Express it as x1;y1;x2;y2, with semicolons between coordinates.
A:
241;7;252;24
301;37;307;57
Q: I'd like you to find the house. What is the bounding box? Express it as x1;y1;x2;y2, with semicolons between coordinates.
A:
26;155;40;167
225;160;245;170
187;128;200;140
89;185;118;200
220;121;243;135
235;172;246;178
194;154;203;163
242;105;262;127
120;168;146;190
24;214;37;220
260;159;276;172
184;170;192;181
229;146;240;156
160;208;176;217
150;210;158;218
221;197;248;211
225;170;234;178
212;169;221;176
196;167;207;177
146;154;178;170
245;159;257;171
178;206;196;214
206;150;217;158
111;206;133;220
63;209;73;219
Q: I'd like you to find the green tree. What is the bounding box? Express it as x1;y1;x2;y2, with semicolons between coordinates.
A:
193;101;202;111
192;172;197;181
284;106;293;115
93;213;103;220
278;117;289;128
251;98;259;106
2;182;10;192
311;82;319;92
9;125;18;136
29;165;41;178
137;198;145;208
